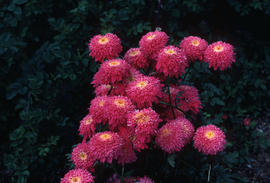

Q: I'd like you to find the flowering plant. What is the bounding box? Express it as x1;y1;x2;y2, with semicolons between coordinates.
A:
60;29;235;183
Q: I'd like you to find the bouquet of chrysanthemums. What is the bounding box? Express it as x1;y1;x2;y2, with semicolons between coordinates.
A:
60;30;235;183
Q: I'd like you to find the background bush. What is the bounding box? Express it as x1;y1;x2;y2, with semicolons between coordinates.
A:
1;0;269;182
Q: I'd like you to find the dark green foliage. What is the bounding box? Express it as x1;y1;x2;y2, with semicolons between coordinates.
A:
1;0;269;182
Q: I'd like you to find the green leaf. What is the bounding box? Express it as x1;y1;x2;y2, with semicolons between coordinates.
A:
167;154;176;168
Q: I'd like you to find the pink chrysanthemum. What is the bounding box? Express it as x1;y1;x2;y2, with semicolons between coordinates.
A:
136;176;155;183
155;121;186;153
139;30;169;59
126;76;163;108
124;48;149;69
95;83;127;96
78;114;96;141
169;117;194;144
89;96;108;124
88;33;122;63
204;41;235;71
176;85;202;114
60;169;94;183
127;108;162;151
71;143;95;171
89;131;123;163
179;36;208;62
92;59;131;86
156;46;188;78
193;124;226;155
105;96;135;130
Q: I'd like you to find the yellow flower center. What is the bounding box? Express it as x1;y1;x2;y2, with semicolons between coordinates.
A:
213;45;224;52
100;133;112;141
114;99;126;107
85;117;93;125
205;131;215;139
98;36;109;45
165;48;176;55
147;34;156;40
99;100;105;107
108;61;120;67
136;81;148;89
129;50;140;57
162;128;170;136
79;152;87;160
135;112;150;124
191;40;200;46
71;176;81;183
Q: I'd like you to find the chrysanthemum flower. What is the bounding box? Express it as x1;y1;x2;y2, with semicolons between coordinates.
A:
95;83;127;96
179;36;208;62
71;143;95;171
124;48;149;69
155;121;186;153
126;76;163;108
176;85;202;114
78;114;96;141
89;131;123;163
156;46;188;78
193;124;226;155
88;33;122;63
92;59;131;86
60;169;94;183
169;117;194;144
204;41;235;71
127;108;162;151
139;30;169;59
135;176;155;183
105;96;135;130
89;96;109;124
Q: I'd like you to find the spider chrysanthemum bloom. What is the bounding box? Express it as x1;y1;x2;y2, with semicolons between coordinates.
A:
179;36;208;62
78;114;96;141
60;169;94;183
139;30;169;59
170;117;194;144
204;41;235;71
92;59;131;86
155;121;186;153
135;176;155;183
176;85;202;114
89;96;108;124
89;131;123;163
156;46;188;78
105;96;135;130
193;124;226;155
127;108;162;151
126;76;163;108
71;143;95;171
124;48;149;69
88;33;122;63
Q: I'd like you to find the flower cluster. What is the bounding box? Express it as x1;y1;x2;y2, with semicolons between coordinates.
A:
61;30;234;182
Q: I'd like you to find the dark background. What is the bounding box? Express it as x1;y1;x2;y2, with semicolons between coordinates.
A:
1;0;270;182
